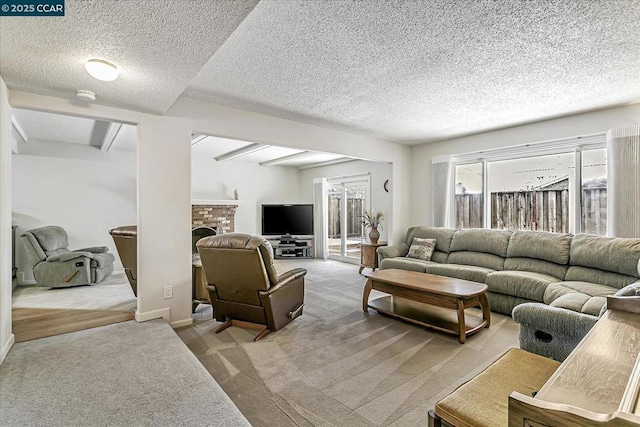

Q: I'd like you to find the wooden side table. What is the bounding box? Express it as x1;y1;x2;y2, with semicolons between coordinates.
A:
359;242;387;274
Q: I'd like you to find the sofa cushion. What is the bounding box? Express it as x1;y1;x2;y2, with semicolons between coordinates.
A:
406;227;456;254
564;266;637;290
543;281;617;316
380;257;431;272
504;258;567;280
450;228;512;257
425;263;494;283
485;271;559;302
570;234;640;278
407;238;436;261
434;348;560;427
448;251;505;271
507;230;572;265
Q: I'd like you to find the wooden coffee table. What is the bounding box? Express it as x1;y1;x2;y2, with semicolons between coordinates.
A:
363;269;490;343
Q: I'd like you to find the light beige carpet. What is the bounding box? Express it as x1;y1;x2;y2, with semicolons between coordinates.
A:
178;259;519;427
12;273;136;311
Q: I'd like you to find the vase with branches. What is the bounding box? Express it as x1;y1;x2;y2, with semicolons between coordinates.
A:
361;210;385;244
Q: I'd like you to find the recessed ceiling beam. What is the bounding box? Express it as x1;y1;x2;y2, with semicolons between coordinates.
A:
191;134;207;146
11;115;28;144
297;157;358;170
259;151;316;167
215;143;270;162
101;122;123;151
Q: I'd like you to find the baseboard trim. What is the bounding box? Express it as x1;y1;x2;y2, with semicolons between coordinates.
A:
0;333;15;365
135;307;171;323
17;272;36;286
170;318;193;328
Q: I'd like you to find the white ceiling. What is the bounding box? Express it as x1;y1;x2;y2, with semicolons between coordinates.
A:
1;0;639;144
12;108;137;152
11;109;357;167
191;135;359;168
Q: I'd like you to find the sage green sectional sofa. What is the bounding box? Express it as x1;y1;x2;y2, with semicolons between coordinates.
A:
378;226;640;360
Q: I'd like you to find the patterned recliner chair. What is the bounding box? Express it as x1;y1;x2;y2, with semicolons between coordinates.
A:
21;225;115;288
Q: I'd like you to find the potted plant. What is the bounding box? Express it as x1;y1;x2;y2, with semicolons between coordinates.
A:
361;210;385;244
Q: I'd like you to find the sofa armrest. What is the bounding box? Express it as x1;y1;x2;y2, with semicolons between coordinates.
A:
260;268;307;297
75;246;109;254
377;243;409;261
46;251;93;262
512;303;598;340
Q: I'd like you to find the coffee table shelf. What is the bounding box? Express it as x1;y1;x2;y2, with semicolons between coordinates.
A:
368;296;487;338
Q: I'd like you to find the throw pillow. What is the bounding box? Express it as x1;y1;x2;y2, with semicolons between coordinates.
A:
406;238;436;261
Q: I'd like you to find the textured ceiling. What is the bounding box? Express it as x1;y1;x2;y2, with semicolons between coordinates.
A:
2;1;638;143
0;0;258;113
185;0;640;143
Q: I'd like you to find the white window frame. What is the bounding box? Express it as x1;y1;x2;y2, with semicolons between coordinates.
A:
449;133;607;234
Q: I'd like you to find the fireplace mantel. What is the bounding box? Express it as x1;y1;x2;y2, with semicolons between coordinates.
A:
192;199;241;206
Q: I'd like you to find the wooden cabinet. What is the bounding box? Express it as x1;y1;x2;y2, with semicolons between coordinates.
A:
359;242;387;274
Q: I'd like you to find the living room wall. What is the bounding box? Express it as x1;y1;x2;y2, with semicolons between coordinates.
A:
0;77;13;363
299;159;392;243
191;146;303;235
2;89;411;344
12;139;137;283
410;103;640;227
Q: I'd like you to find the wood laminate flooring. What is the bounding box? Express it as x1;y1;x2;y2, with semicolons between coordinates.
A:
12;307;135;342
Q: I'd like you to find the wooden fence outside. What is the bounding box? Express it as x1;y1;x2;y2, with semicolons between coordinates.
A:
455;188;606;233
582;188;607;235
328;198;365;238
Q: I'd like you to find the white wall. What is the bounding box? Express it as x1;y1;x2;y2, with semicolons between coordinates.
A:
191;147;302;234
299;160;392;242
12;139;137;283
4;90;411;336
0;77;15;363
169;97;412;245
410;103;640;226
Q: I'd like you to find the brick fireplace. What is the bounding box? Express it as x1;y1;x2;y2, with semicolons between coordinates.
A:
191;200;239;234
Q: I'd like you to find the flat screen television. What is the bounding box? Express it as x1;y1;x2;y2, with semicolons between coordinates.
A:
262;204;314;236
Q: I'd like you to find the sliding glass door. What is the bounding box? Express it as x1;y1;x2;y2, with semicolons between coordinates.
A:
327;176;369;262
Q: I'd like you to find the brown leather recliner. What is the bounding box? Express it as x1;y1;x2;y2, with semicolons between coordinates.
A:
197;233;306;341
109;226;138;296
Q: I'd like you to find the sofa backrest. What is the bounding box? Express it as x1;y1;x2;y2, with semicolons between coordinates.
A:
448;228;512;270
505;230;572;279
405;226;456;263
565;234;640;289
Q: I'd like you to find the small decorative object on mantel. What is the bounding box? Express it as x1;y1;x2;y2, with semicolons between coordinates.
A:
233;189;239;200
361;210;385;244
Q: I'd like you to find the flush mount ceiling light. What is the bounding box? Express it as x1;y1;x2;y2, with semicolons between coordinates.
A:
84;59;119;81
